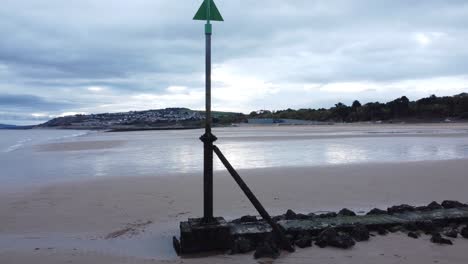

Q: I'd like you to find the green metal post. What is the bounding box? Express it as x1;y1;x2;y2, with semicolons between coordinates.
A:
193;0;223;223
202;0;214;222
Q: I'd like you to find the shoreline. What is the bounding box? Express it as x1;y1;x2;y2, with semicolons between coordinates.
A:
3;157;468;194
4;120;468;132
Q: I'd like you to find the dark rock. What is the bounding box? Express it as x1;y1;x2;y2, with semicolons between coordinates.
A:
404;223;418;232
415;220;436;233
376;227;388;235
415;206;428;211
461;226;468;239
408;232;420;239
332;234;355;249
254;241;280;259
350;225;370;242
231;237;254;254
285;209;297;220
307;213;316;219
315;239;327;248
296;230;311;240
172;236;181;255
233;215;258;223
240;215;258;223
295;237;313;248
318;212;338;218
277;225;288;236
296;213;309;220
432;218;450;228
272;215;285;222
431;233;453;245
338;208;357;217
427;201;443;210
366;208;387;215
443;229;458;238
441;200;468;209
387;204;415;214
315;228;355;249
388;225;404;233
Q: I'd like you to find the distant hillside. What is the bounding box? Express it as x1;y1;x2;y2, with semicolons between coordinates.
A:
0;124;17;129
35;93;468;130
0;124;34;130
249;93;468;123
38;108;244;130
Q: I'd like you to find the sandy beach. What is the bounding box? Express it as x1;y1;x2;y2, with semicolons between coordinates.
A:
1;158;468;263
2;0;468;261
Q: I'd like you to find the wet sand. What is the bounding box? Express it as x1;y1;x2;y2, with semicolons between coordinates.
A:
1;159;468;263
3;233;468;264
35;140;126;152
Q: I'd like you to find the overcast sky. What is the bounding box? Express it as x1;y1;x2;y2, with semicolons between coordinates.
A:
1;0;468;124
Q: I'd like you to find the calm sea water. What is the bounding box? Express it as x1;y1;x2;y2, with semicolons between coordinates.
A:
1;126;468;188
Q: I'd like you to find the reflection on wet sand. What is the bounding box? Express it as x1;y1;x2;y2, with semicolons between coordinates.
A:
1;125;468;186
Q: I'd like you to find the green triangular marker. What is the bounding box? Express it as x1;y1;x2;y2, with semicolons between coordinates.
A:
193;0;224;21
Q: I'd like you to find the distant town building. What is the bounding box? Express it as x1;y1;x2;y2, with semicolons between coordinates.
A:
247;118;278;124
247;118;328;125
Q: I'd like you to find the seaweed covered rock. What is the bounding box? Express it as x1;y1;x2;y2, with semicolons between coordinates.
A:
387;204;415;214
366;208;387;215
338;208;357;217
350;225;370;241
315;228;355;249
408;232;420;239
431;233;453;245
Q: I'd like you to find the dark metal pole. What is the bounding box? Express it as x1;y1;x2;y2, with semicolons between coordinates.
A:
212;145;294;252
201;24;215;221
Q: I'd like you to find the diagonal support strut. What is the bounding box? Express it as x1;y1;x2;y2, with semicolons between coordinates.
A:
212;145;294;252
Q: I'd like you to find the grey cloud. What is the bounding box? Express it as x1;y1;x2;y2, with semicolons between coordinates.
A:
0;94;77;111
2;0;466;83
0;0;468;121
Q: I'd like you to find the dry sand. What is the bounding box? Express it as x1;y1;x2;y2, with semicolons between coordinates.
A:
1;159;468;263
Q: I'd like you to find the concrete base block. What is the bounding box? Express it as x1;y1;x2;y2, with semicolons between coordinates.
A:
180;217;231;254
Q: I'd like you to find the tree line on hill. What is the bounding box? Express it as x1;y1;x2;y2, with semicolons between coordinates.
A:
246;93;468;123
26;93;468;129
